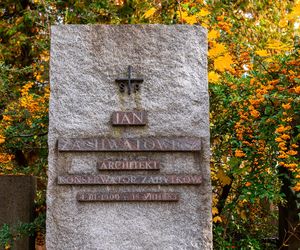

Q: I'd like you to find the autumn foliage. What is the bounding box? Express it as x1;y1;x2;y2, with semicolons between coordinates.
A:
0;0;299;249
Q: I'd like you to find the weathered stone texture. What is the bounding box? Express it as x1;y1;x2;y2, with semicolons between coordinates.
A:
47;25;211;249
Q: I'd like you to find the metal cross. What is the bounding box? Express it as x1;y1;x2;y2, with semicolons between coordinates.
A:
115;66;143;95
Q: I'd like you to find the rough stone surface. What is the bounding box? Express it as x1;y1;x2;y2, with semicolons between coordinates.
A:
47;25;211;250
0;176;36;250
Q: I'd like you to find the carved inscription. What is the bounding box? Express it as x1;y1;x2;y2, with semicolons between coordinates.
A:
58;137;201;152
77;192;179;202
112;111;147;125
57;174;202;185
98;161;160;170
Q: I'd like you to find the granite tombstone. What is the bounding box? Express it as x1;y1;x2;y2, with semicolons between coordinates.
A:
47;25;212;249
0;176;36;250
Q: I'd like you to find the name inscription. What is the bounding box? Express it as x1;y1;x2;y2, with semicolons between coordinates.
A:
77;192;179;202
58;137;201;152
98;160;160;170
112;111;147;125
57;174;202;185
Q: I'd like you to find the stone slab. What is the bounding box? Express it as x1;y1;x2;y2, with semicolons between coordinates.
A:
77;192;179;201
98;160;160;170
57;174;202;185
0;176;36;250
47;25;212;250
112;111;147;125
58;137;201;152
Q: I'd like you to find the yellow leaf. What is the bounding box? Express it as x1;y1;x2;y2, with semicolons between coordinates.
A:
144;7;157;19
266;40;282;50
209;43;226;58
287;3;300;21
184;15;198;25
40;51;49;62
263;57;274;63
177;10;188;19
36;74;43;81
214;53;233;72
201;22;209;29
279;19;288;28
197;8;210;17
255;49;269;57
266;39;293;51
208;71;221;83
217;169;231;186
178;11;198;25
212;207;219;215
208;29;220;40
213;216;222;223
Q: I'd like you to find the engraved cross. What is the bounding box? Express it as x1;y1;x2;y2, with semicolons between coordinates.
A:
115;66;143;95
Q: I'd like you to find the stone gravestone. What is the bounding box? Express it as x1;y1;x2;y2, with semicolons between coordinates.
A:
47;25;211;249
0;176;36;250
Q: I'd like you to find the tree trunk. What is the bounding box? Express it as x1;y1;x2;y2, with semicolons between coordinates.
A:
278;167;300;250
